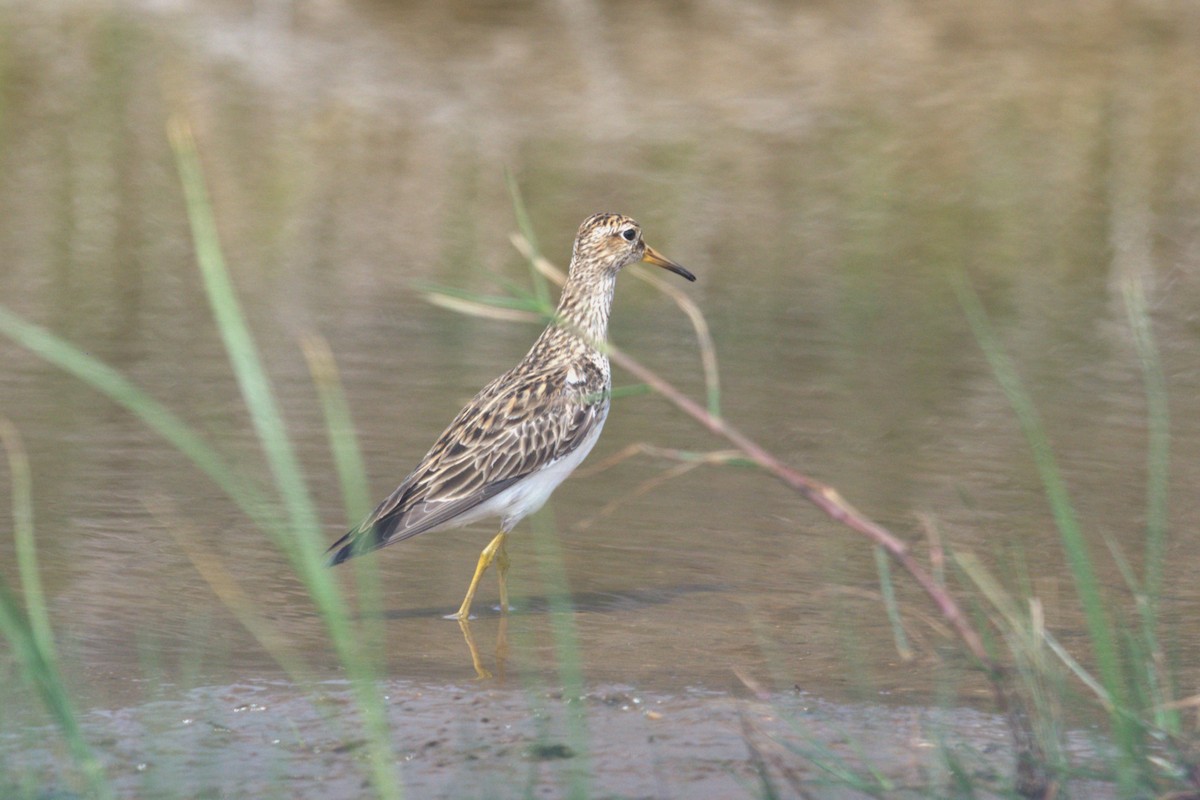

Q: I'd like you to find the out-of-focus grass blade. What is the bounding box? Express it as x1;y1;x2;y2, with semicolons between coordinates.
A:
0;422;114;800
301;334;371;522
954;272;1139;789
505;172;550;307
169;117;403;800
424;292;546;324
300;334;387;664
1;420;53;664
0;306;277;533
1120;273;1175;732
1120;275;1169;608
530;510;592;799
874;545;912;661
627;263;721;418
418;281;545;313
169;118;322;555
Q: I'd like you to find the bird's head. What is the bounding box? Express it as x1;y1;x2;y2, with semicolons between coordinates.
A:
571;213;696;282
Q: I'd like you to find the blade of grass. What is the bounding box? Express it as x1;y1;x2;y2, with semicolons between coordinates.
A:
423;292;546;324
873;545;912;661
146;495;316;681
1;420;54;665
300;334;371;522
953;553;1080;785
627;263;722;417
1122;272;1169;604
529;509;592;800
0;421;114;800
168;118;402;800
417;281;547;312
0;306;278;533
953;272;1139;788
300;334;387;665
1119;274;1173;729
505;172;550;307
169;118;322;553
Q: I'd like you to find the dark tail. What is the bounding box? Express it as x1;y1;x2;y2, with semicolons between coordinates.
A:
324;530;358;567
325;523;385;567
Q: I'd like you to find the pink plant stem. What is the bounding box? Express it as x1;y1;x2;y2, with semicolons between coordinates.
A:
608;346;996;672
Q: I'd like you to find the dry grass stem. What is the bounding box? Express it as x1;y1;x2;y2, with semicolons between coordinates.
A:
572;443;741;531
425;293;546;323
576;442;743;478
732;666;773;701
627;262;722;413
573;460;702;532
738;702;819;799
918;513;946;588
512;232;564;286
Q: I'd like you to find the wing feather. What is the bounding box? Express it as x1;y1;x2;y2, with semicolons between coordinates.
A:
326;357;608;566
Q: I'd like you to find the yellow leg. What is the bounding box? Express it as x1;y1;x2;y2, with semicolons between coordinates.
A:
450;530;508;621
495;535;511;613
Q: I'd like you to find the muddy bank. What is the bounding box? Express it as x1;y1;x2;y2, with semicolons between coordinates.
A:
2;679;1113;799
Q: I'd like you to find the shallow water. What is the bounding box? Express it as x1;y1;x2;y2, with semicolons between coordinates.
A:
1;0;1199;792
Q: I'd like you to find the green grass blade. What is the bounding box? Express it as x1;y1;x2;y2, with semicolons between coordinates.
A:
1120;273;1175;732
416;280;545;312
530;510;591;799
300;335;387;664
954;273;1141;788
873;545;912;660
1120;275;1169;609
505;171;550;307
168;118;402;800
0;423;114;800
301;335;371;522
0;306;278;534
169;119;322;551
1;421;54;665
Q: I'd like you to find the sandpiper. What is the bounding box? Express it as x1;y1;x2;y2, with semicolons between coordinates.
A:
326;213;696;620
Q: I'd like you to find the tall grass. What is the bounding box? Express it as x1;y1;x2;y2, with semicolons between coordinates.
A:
0;120;405;799
954;271;1186;795
528;510;592;799
1121;274;1175;724
301;334;387;663
0;420;114;799
169;118;402;800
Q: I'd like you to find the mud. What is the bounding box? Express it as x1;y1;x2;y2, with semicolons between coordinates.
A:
1;679;1114;799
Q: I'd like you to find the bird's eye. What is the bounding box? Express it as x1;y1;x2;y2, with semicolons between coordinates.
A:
621;228;637;242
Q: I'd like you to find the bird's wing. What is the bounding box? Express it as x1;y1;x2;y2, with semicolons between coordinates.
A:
326;358;608;565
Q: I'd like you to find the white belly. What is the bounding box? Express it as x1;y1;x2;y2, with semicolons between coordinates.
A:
457;417;607;532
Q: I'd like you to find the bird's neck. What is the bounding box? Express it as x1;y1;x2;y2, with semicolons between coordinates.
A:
551;268;617;345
